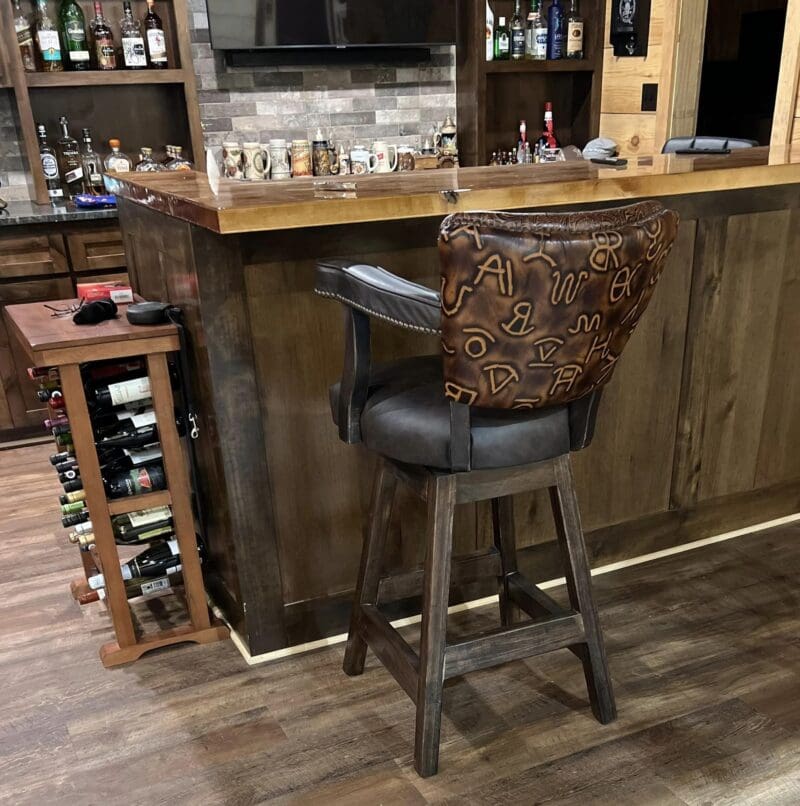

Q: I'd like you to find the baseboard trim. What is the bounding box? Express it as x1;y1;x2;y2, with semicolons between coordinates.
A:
229;511;800;667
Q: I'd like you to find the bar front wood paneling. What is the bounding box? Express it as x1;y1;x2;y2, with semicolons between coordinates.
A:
115;161;800;656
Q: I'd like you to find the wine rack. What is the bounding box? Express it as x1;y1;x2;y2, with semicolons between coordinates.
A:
4;299;228;667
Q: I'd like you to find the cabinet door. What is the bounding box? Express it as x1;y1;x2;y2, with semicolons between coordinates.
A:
0;277;74;433
0;233;68;278
66;227;127;272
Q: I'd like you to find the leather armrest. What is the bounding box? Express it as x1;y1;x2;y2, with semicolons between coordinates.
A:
315;259;440;334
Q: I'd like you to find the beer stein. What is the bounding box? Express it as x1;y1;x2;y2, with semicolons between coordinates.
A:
268;139;291;181
221;141;243;179
397;146;416;172
242;142;271;180
290;139;313;178
372;141;398;173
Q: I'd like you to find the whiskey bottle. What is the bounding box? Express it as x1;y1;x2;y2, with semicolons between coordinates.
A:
56;116;84;199
14;0;37;72
103;139;133;173
494;16;510;60
120;1;147;69
546;0;566;59
91;2;116;70
510;0;526;61
35;0;64;72
80;128;105;194
566;0;584;59
527;0;547;61
144;0;168;68
37;125;64;201
59;0;90;70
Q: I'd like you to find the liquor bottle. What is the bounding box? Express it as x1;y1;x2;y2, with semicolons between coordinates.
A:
14;0;37;72
566;0;583;59
144;0;168;68
88;538;200;588
104;463;166;499
510;0;525;61
165;146;193;171
516;120;527;163
135;147;163;171
485;0;494;61
37;125;64;201
489;151;498;165
527;0;547;60
59;0;90;70
494;16;510;60
80;128;105;194
80;571;183;604
120;0;147;68
35;0;63;71
103;139;133;173
547;0;566;59
91;2;116;69
93;374;151;407
537;101;560;151
56;116;84;199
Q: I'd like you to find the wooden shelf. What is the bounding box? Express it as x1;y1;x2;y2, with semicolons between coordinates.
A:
26;69;187;88
107;489;173;516
483;59;596;74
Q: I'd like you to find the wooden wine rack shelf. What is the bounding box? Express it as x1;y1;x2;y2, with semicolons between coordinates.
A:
3;299;228;667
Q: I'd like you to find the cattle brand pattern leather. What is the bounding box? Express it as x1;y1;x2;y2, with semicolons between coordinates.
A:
439;202;679;410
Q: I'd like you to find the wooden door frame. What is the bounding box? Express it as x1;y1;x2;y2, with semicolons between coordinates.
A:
655;0;800;148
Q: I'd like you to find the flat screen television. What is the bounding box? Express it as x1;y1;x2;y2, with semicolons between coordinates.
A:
206;0;457;50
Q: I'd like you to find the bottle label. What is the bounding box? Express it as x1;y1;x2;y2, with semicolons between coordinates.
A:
17;27;34;46
108;377;152;406
140;576;171;596
41;152;59;179
534;27;548;58
96;38;116;69
126;506;172;528
498;32;509;53
107;155;132;173
167;539;179;556
511;29;526;56
136;525;174;541
65;21;90;62
122;36;147;67
123;445;163;465
567;21;584;55
147;29;167;62
36;30;61;61
165;564;182;575
131;467;154;493
64;166;84;184
127;409;157;428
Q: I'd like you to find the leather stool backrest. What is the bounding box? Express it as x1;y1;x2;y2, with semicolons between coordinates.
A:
438;202;679;411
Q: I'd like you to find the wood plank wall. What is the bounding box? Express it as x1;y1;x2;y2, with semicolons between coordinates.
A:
599;0;667;156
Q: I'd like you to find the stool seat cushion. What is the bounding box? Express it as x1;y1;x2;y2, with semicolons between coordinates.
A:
331;356;570;470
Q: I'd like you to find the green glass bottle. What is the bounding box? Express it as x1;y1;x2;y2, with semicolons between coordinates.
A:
59;0;89;71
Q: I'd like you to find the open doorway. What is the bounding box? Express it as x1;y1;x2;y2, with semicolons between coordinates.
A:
696;0;788;144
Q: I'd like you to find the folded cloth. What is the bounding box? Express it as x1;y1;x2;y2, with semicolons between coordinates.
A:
583;137;618;160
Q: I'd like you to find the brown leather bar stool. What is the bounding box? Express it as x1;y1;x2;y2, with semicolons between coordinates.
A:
315;201;679;777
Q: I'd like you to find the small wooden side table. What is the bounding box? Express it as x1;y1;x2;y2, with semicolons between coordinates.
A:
4;299;229;667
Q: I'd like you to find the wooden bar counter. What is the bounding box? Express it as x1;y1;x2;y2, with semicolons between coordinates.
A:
108;147;800;657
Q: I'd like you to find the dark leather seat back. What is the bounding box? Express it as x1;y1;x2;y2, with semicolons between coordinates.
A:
438;202;679;411
661;136;758;153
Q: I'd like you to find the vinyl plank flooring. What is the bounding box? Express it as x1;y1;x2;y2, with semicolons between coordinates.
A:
2;444;800;804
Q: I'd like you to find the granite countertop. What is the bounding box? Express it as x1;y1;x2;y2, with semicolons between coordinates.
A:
0;200;118;226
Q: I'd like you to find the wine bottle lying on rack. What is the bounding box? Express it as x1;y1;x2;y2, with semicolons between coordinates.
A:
50;450;74;465
87;537;202;589
93;375;152;408
63;509;90;527
78;571;184;605
105;463;166;499
60;489;86;505
68;506;174;547
61;500;85;515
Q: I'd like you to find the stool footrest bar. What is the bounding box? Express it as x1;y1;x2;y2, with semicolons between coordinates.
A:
444;613;585;679
507;572;572;620
359;604;420;703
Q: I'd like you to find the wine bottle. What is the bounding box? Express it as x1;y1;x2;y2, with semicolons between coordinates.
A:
71;520;94;535
84;359;145;383
50;450;74;465
62;509;90;527
98;445;163;474
59;468;80;484
59;0;90;71
61;500;85;515
112;506;174;544
62;478;83;493
60;489;86;505
79;571;183;604
88;537;201;588
104;464;166;499
94;375;151;407
143;0;168;68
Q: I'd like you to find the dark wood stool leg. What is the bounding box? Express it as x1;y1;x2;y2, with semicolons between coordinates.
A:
343;457;397;676
414;473;457;778
491;496;520;626
549;455;617;724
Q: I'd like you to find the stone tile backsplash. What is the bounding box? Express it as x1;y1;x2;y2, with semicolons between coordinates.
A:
3;2;456;201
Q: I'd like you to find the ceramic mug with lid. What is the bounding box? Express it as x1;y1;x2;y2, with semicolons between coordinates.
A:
242;142;271;180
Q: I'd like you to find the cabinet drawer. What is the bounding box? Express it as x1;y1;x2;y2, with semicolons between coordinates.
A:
66;227;127;271
0;233;68;278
